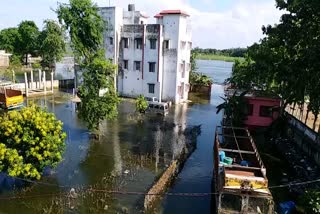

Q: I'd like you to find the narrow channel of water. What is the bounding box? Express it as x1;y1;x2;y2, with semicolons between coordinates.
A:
0;60;233;213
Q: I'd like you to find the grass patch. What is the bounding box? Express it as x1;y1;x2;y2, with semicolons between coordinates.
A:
195;53;243;62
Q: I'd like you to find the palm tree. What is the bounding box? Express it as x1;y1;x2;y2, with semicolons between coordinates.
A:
216;90;248;126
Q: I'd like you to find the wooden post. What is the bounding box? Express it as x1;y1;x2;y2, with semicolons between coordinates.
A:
12;70;15;83
30;69;34;89
51;72;54;92
24;72;28;97
38;69;42;89
43;71;46;94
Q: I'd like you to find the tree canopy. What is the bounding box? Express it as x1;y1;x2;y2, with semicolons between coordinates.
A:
56;0;104;59
229;0;320;118
0;106;66;180
57;0;119;132
39;20;66;69
0;28;19;53
0;20;66;68
17;21;40;64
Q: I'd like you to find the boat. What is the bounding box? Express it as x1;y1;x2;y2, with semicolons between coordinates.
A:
213;126;274;214
0;87;24;109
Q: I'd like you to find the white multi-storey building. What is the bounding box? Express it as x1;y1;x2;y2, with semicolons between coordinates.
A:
99;4;192;103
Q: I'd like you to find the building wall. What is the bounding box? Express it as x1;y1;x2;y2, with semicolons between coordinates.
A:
162;15;180;103
120;25;144;97
98;6;192;103
161;15;191;103
0;51;11;68
245;97;281;127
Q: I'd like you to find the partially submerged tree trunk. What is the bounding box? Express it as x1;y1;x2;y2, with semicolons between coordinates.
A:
313;114;318;131
305;110;310;124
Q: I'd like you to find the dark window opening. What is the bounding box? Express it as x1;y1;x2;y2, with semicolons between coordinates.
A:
164;40;170;49
259;106;272;117
150;39;157;49
148;83;155;94
149;62;156;73
134;61;141;71
122;38;129;48
109;37;113;45
124;60;128;69
135;38;143;49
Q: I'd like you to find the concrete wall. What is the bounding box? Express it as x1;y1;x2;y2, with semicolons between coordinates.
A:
55;57;75;80
0;50;11;67
161;14;191;103
287;114;320;165
120;25;144;97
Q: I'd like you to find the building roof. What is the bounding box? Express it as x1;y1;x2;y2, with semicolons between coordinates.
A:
156;10;190;17
154;13;163;18
140;13;149;18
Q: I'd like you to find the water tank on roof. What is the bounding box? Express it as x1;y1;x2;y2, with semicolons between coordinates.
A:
128;4;135;11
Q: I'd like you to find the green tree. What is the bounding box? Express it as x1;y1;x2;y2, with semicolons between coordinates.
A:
216;91;249;126
77;51;119;131
230;0;320;119
0;105;66;180
0;27;19;53
39;20;66;69
135;95;148;113
56;0;119;132
56;0;104;59
17;21;40;65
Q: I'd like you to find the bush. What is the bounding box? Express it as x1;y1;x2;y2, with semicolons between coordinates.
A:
32;62;42;69
298;191;320;214
0;105;66;180
135;95;148;113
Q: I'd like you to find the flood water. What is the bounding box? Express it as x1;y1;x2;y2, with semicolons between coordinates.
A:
0;60;233;213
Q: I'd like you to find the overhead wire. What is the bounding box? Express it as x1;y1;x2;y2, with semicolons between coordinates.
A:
0;177;319;200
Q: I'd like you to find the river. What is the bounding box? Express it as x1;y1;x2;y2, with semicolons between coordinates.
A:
0;59;233;213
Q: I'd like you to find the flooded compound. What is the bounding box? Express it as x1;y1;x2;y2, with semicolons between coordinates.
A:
0;60;232;213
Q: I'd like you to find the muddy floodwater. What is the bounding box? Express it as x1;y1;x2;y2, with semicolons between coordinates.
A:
0;60;233;213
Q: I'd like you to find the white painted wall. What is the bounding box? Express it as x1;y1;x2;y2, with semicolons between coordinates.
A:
98;5;192;103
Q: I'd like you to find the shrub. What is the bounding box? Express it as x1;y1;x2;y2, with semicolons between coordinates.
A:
135;95;148;113
0;105;66;180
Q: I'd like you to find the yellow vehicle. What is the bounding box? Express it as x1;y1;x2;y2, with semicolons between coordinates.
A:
0;87;24;109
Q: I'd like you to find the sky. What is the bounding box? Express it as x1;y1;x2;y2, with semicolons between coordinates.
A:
0;0;284;49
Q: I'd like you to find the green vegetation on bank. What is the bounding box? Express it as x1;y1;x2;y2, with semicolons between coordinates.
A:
193;47;246;62
195;53;243;62
0;20;65;69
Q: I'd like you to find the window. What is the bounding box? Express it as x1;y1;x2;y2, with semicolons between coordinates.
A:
247;104;254;116
150;39;157;49
134;61;141;71
149;62;156;72
164;40;170;49
109;37;113;45
135;38;142;49
180;41;186;49
122;38;129;48
148;83;155;94
123;60;128;69
259;106;272;117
